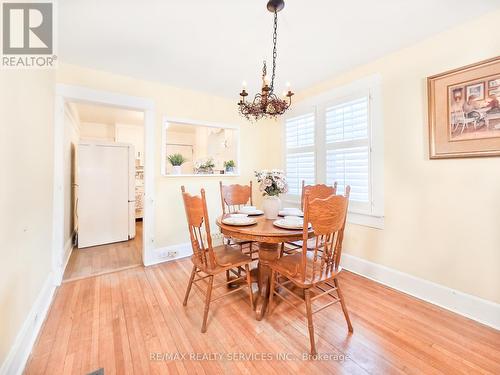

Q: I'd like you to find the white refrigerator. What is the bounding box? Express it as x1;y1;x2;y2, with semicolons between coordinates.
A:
77;142;136;248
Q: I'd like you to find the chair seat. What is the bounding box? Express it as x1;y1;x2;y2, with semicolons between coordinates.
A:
269;252;340;288
193;245;252;274
226;237;258;260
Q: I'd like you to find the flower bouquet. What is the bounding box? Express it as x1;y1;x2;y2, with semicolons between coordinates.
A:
254;169;288;219
254;169;288;196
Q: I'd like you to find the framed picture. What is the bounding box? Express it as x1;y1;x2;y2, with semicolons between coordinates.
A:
490;88;500;97
465;82;485;100
451;87;463;102
488;78;500;88
428;56;500;158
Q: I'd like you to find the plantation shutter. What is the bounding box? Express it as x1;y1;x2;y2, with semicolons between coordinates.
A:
285;113;315;196
325;97;371;209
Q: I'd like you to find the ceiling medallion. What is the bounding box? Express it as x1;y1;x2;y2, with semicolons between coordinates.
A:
238;0;294;122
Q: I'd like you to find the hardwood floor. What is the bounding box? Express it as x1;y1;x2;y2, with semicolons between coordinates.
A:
26;258;500;375
63;221;143;282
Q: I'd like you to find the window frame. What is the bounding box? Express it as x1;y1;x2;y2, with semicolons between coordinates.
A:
161;116;241;177
282;75;384;229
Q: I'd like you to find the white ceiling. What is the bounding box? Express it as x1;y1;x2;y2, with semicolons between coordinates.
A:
59;0;499;98
72;102;143;126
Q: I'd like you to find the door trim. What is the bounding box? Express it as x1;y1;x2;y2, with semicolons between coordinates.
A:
53;84;156;285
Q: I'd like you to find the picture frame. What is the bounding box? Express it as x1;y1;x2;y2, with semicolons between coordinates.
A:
427;56;500;159
488;78;500;88
490;88;500;97
465;82;484;100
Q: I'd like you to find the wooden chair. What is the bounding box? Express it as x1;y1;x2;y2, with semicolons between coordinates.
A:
281;181;338;257
181;186;254;333
268;187;353;355
300;181;338;211
220;181;253;214
219;181;258;261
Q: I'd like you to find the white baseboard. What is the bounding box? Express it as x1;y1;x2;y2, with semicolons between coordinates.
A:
144;242;192;267
62;235;74;276
53;235;74;286
144;233;225;267
341;253;500;330
0;273;56;375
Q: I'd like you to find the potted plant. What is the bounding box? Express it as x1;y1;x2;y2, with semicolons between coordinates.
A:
167;153;186;175
195;158;215;174
224;160;236;174
255;169;288;219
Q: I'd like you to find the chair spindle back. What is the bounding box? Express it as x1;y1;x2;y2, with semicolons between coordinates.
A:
219;181;253;214
301;181;338;210
301;186;350;281
181;186;216;270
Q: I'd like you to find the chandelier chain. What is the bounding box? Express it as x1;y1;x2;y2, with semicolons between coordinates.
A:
270;10;278;93
238;1;293;121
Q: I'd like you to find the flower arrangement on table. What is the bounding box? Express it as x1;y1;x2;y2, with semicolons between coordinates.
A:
255;169;288;219
254;169;288;196
195;158;216;174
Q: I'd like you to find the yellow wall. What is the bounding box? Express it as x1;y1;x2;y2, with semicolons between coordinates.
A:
56;64;282;248
0;70;55;365
285;10;500;303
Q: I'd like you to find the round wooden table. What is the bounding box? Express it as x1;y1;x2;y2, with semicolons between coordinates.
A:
216;215;313;320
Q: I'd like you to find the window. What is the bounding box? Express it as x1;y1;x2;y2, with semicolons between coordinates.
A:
283;75;384;228
325;97;370;213
284;113;315;196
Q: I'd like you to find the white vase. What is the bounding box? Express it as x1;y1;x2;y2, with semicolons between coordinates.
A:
172;165;182;175
262;195;281;219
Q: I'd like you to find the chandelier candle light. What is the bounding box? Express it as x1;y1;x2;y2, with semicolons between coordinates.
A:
238;0;294;121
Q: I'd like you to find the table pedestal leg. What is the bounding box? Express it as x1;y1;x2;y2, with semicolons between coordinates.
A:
255;242;280;321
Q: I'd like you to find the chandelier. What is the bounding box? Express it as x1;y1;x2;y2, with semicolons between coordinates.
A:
238;0;294;121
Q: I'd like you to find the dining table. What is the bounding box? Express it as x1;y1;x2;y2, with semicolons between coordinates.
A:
216;214;314;320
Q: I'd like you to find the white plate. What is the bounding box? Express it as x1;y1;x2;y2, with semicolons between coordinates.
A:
273;219;311;230
222;217;257;226
239;205;257;211
237;209;264;216
229;213;248;219
278;210;303;217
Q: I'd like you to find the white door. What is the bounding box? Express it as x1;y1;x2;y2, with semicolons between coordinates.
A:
78;143;130;248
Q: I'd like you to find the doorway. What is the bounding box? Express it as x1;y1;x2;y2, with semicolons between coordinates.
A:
62;102;145;281
53;85;155;285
